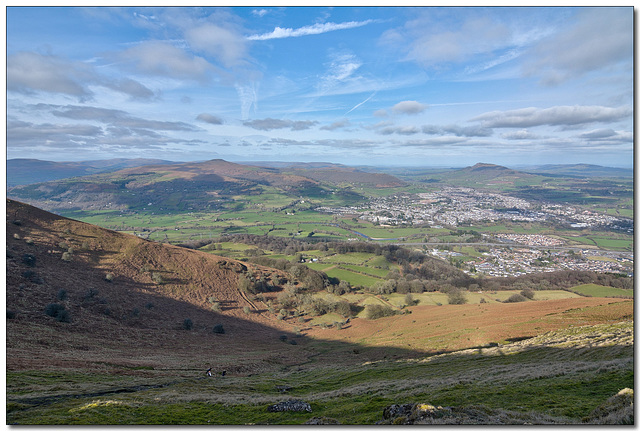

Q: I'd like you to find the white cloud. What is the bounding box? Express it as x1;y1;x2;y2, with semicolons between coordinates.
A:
316;52;362;96
51;105;196;131
185;24;248;68
7;52;155;101
243;118;318;131
422;124;493;137
252;9;268;18
116;41;217;83
472;105;631;128
500;130;541;140
246;19;378;41
377;125;421;136
196;113;224;125
396;14;511;69
577;128;631;142
391;100;427;115
402;136;468;147
320;119;351;131
524;7;632;85
235;82;259;120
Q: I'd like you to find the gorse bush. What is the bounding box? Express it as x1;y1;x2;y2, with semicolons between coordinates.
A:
404;293;418;306
183;318;193;330
22;254;36;267
44;303;71;323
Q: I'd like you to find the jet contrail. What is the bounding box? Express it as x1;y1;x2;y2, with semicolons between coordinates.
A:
345;92;376;115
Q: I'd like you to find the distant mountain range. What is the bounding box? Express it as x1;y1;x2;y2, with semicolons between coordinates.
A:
518;164;633;178
9;158;631;189
6;158;405;213
7;159;632;214
6;158;179;187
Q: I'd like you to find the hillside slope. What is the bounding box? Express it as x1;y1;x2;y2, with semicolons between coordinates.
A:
6;199;307;373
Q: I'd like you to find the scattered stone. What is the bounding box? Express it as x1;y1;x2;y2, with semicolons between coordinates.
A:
380;403;454;424
267;400;312;413
304;417;340;425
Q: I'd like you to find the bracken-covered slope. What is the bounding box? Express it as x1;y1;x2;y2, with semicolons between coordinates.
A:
6;198;309;373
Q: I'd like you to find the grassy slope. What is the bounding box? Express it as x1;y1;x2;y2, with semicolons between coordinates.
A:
7;320;633;424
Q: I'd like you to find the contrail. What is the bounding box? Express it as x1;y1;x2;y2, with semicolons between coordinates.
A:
345;91;376;115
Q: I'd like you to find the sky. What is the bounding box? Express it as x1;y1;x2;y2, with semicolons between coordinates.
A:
5;6;634;167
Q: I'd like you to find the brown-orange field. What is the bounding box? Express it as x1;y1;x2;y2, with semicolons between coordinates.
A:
304;298;633;353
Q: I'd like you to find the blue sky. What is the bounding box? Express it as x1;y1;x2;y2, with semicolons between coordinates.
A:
6;6;634;167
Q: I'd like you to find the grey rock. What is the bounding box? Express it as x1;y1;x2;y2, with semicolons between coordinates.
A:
267;400;312;413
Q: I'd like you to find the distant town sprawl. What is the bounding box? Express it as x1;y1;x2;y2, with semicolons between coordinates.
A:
318;187;630;232
317;187;633;278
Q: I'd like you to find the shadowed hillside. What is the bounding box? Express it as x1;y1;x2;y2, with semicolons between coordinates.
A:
6;198;307;372
6;198;425;374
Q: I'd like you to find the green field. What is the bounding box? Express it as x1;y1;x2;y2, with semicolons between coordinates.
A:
571;284;634;298
341;264;391;278
323;268;380;288
323;252;377;264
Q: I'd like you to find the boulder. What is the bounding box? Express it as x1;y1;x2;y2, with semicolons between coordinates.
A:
267;400;312;413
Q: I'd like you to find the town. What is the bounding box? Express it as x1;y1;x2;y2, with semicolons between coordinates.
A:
433;244;632;278
318;187;633;278
318;187;630;231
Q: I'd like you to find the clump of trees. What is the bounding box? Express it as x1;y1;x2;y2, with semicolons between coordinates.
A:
446;288;468;305
504;293;527;303
365;304;399;320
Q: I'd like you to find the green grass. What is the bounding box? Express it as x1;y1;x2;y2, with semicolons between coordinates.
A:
305;262;336;271
588;237;633;250
323;252;376;264
341;264;389;278
7;321;633;425
571;284;634;298
323;268;380;288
